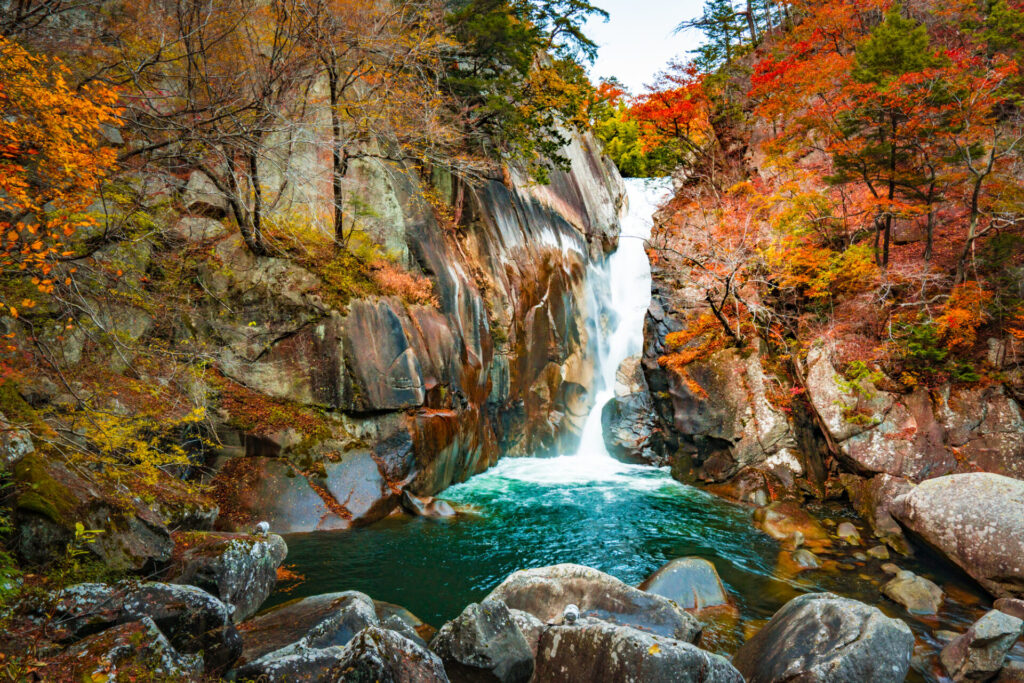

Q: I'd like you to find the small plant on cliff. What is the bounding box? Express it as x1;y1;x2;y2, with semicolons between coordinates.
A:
835;360;884;426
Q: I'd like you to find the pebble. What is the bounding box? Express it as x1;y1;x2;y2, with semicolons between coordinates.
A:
881;563;902;575
837;522;862;545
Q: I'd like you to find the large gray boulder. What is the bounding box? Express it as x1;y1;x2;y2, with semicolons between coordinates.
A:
892;473;1024;598
485;564;702;642
639;557;730;611
732;592;914;682
42;617;202;681
941;609;1023;682
46;581;241;674
602;356;666;466
430;599;533;683
235;626;449;683
168;530;287;622
534;618;743;682
236;591;379;665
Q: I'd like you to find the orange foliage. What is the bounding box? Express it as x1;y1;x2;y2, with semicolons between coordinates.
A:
368;260;439;307
0;35;119;318
936;281;993;351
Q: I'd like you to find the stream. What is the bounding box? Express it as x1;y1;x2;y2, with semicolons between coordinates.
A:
267;179;1004;681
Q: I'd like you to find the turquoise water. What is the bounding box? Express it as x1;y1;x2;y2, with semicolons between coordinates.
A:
266;455;1002;680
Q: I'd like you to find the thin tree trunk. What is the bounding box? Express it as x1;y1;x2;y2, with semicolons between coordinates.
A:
247;150;267;256
327;63;349;248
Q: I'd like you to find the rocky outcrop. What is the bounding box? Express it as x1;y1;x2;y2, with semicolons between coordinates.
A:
941;609;1023;682
602;356;667;465
804;347;1024;482
201;133;626;531
167;531;287;622
533;618;743;683
430;599;534;683
732;592;914;682
485;563;702;642
13;455;172;571
892;473;1024;599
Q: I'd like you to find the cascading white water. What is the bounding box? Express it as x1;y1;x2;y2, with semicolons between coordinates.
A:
573;177;673;465
476;177;672;484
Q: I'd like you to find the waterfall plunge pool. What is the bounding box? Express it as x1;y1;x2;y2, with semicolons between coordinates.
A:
264;179;1000;680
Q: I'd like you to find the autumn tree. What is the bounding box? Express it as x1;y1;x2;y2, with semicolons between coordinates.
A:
0;35;119;321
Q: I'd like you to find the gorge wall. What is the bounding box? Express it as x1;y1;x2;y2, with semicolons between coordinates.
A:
204;135;626;532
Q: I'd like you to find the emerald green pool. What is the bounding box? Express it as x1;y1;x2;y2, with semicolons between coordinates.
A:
266;455;1004;681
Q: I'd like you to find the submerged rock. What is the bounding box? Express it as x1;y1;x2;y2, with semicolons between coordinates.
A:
430;599;533;683
168;530;287;622
882;570;944;615
892;473;1024;598
732;592;914;682
753;501;829;544
401;490;457;519
534;617;743;683
639;557;730;611
941;609;1023;682
485;563;701;642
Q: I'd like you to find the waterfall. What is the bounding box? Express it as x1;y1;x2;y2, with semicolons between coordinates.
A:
571;177;673;467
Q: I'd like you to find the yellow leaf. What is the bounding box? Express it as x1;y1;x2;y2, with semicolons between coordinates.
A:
648;644;661;655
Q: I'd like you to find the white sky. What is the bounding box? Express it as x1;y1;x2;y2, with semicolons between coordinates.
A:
584;0;706;95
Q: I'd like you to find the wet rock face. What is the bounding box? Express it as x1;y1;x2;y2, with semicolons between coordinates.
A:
485;563;702;642
732;592;914;683
941;609;1023;681
534;618;744;683
639;557;730;611
430;599;534;683
892;473;1024;599
167;531;287;623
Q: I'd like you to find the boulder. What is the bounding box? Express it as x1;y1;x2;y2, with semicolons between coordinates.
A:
374;600;435;647
401;490;457;519
892;473;1024;598
335;626;450;682
122;582;242;674
42;617;202;681
168;531;287;622
0;411;33;472
534;618;743;683
836;522;862;545
237;626;450;683
13;455;172;571
169;216;228;243
45;581;241;673
882;570;944;615
430;599;533;683
485;564;702;642
941;609;1023;682
639;557;730;611
602;356;666;465
842;473;913;553
236;591;378;665
508;609;544;659
732;592;914;682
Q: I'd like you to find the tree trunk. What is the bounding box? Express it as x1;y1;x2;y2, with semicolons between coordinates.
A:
956;174;985;283
247;150;267;256
327;64;349;248
744;0;758;44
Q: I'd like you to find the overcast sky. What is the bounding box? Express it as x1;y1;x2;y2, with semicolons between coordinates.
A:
584;0;706;94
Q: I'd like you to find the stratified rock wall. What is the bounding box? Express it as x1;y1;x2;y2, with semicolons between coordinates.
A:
208;134;625;531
